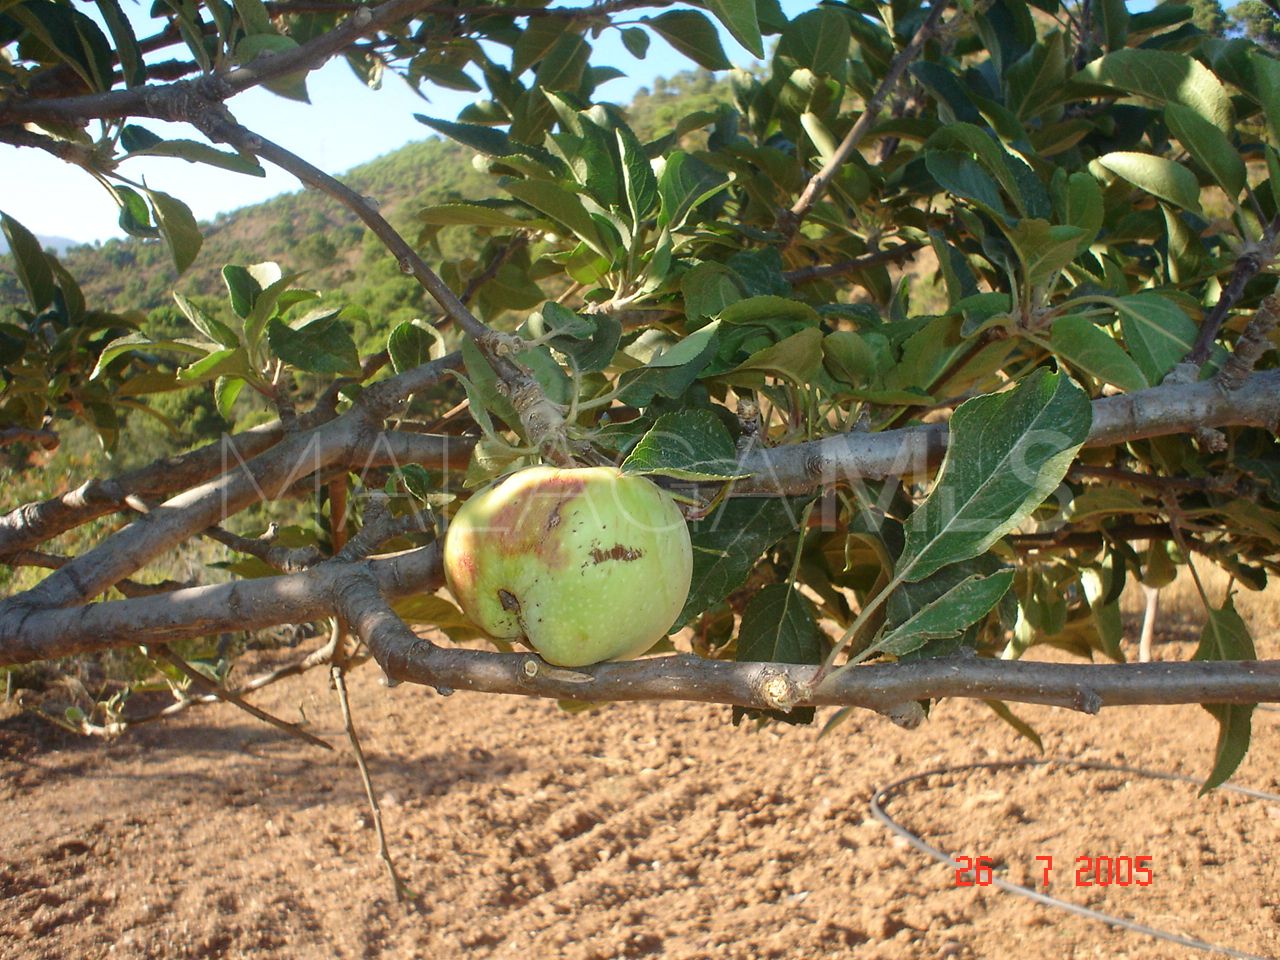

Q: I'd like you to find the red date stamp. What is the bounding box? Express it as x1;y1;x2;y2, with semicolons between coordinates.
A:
954;855;1154;887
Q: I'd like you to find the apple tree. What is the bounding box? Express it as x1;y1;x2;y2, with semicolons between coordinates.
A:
2;0;1279;852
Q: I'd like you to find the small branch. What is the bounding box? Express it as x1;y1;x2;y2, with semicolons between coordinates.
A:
1007;522;1209;554
0;0;437;127
460;233;530;306
0;419;284;561
1216;288;1280;391
334;493;431;562
730;369;1280;494
149;645;334;750
1067;464;1238;495
1184;217;1280;365
331;662;412;902
0;427;60;450
202;524;325;572
202;114;573;461
778;0;951;240
781;243;925;283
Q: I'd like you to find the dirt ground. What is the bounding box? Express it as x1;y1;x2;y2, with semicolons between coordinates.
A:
3;621;1279;960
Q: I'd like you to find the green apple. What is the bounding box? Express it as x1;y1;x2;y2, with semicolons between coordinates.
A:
443;465;693;667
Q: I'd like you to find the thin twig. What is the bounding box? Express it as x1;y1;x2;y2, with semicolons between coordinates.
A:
0;427;60;450
1185;216;1280;365
149;645;334;750
782;243;925;283
331;662;413;902
779;0;951;240
1216;289;1280;391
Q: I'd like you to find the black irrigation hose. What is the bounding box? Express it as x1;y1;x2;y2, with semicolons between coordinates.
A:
870;758;1280;960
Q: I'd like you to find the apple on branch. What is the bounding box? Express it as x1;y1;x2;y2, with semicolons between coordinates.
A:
443;466;693;667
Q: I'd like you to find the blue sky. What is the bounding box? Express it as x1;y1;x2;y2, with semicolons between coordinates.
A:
3;2;810;244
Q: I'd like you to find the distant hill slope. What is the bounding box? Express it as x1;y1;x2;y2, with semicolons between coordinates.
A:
0;234;78;256
1;69;730;324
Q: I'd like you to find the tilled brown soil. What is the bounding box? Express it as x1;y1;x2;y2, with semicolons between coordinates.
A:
2;636;1278;960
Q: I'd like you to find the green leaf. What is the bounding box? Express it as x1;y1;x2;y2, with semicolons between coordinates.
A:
222;264;262;319
677;497;811;626
115;185;156;237
707;0;763;58
1050;314;1148;392
877;570;1015;657
245;272;309;349
618;124;658;227
1079;50;1234;132
392;594;487;644
1251;51;1280;148
1098;0;1128;50
505;180;609;258
267;314;360;376
1192;600;1256;792
179;346;250;383
737;584;822;664
0;212;55;311
235;34;309;101
125;137;265;176
387;320;437;374
621;409;746;481
513;17;567;74
1163;103;1245;198
89;333;209;379
1007;220;1087;289
925;151;1009;221
645;11;732;71
146;189;203;273
418;202;532;228
173;292;240;349
416;114;520;157
776;8;849;77
897;370;1092;582
621;27;649;59
94;0;144;86
232;0;275;35
683;263;744;324
1095;152;1202;215
657;151;730;231
214;376;246;420
716;328;824;388
1115;294;1198;384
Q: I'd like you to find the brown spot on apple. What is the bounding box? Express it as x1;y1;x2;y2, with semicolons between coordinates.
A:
590;544;643;564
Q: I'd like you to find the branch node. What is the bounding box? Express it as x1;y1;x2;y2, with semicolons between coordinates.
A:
1075;687;1103;715
1194;426;1228;453
757;669;806;712
521;657;540;681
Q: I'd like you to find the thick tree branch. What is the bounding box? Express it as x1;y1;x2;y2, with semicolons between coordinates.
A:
778;0;950;240
0;544;443;667
5;546;1278;713
732;369;1280;494
0;0;438;127
0;420;283;560
1;354;462;609
329;570;1280;712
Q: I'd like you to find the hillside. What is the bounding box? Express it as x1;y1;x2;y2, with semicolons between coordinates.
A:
2;69;730;328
